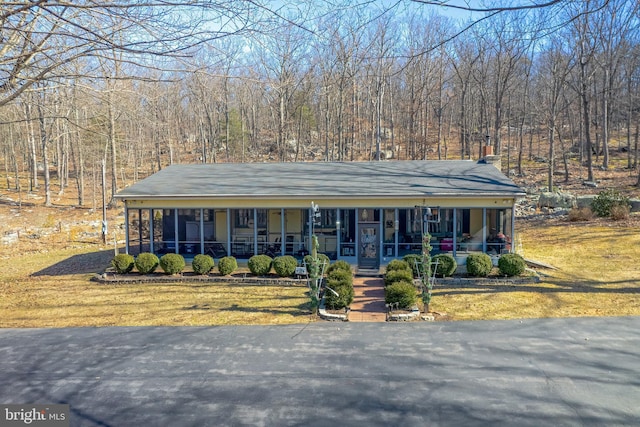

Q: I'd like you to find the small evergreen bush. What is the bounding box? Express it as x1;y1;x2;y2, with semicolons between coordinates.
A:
111;253;135;274
403;254;427;278
591;189;631;217
386;259;410;273
433;254;457;277
273;255;298;277
385;281;418;309
135;252;159;274
326;259;352;274
304;253;330;273
159;253;185;275
218;256;238;276
324;269;354;310
466;253;493;277
248;254;273;276
192;254;215;275
384;268;414;287
498;253;526;277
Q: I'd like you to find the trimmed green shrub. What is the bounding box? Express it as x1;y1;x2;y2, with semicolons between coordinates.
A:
326;260;352;274
498;253;526;277
273;255;298;277
384;268;414;287
324;269;354;310
111;253;134;274
135;252;159;274
433;254;457;277
466;253;493;277
192;254;215;275
218;256;238;276
403;254;427;278
385;281;418;309
386;259;410;273
303;253;330;273
248;254;273;276
159;253;185;275
591;189;631;217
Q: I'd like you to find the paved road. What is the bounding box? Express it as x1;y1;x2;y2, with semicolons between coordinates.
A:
1;317;639;427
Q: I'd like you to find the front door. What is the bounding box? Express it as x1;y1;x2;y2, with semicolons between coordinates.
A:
358;222;380;270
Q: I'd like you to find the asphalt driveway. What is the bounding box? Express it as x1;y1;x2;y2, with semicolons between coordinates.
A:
1;317;639;426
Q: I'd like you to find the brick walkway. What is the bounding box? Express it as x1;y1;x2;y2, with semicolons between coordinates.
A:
349;276;387;322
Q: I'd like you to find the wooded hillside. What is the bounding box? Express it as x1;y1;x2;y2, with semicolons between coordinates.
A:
1;0;639;211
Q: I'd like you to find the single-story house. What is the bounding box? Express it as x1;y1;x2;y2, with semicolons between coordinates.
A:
115;157;525;270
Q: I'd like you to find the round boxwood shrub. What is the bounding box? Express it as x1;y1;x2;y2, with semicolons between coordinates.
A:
384;268;414;287
386;259;410;273
466;253;493;277
498;253;526;277
248;254;273;276
111;253;134;274
385;281;418;309
324;269;354;310
326;260;352;274
159;253;185;275
403;254;427;278
273;255;298;277
192;254;215;275
217;256;238;276
433;254;457;277
135;252;159;274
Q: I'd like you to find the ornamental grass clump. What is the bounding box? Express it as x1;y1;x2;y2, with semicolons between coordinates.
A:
273;255;298;277
217;256;238;276
433;254;457;277
159;253;185;275
248;254;273;276
498;253;526;277
466;253;492;277
191;254;214;275
135;252;159;274
111;253;134;274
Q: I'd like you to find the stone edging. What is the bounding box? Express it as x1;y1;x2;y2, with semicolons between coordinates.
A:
432;275;540;286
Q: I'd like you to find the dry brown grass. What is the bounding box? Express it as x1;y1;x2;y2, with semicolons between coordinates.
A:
0;246;311;327
430;217;640;321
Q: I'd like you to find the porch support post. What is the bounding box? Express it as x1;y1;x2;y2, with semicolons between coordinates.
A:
336;208;341;259
394;208;399;258
281;209;285;256
453;208;457;257
355;209;359;265
173;208;179;253
253;208;258;255
511;204;516;253
149;209;154;254
199;208;204;254
124;205;130;255
226;208;231;256
482;208;487;253
379;208;383;266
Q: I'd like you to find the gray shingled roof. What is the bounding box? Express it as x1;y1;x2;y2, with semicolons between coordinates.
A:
116;160;525;200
